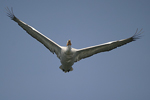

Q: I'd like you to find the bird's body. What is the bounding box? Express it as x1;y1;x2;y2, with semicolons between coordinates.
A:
6;8;143;73
59;45;76;72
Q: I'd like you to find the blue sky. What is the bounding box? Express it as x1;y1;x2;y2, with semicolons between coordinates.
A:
1;0;150;100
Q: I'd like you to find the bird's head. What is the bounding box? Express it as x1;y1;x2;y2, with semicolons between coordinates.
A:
67;39;72;46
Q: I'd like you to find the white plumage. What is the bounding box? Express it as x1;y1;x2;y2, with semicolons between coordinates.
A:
6;8;143;73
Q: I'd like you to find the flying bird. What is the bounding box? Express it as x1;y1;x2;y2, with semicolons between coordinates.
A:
6;8;143;73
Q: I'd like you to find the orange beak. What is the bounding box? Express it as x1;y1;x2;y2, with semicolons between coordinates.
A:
67;40;72;46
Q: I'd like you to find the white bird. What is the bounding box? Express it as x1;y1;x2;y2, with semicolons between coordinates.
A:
6;8;143;73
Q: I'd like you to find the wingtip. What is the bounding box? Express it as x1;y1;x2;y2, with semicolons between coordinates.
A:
132;28;144;41
5;7;16;20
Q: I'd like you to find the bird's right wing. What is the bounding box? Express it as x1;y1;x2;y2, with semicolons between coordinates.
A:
74;29;143;62
6;7;61;59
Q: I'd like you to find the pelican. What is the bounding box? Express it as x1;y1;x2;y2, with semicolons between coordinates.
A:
6;8;143;73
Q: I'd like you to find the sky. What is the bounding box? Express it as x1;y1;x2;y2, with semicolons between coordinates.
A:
0;0;150;100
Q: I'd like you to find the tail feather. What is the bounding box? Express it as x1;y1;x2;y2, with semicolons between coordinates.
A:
59;65;73;73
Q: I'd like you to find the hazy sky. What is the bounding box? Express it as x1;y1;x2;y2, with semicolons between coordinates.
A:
1;0;150;100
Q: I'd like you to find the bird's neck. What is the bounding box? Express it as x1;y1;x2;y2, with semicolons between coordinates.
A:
66;45;71;52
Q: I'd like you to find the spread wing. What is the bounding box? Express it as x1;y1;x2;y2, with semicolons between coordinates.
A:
74;28;143;62
6;7;61;59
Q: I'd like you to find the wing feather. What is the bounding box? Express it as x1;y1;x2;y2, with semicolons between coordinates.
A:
6;7;61;59
75;29;143;62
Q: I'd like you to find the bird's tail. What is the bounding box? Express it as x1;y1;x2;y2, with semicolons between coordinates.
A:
59;65;73;73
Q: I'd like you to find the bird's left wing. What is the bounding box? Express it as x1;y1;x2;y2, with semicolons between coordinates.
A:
74;29;143;62
6;7;61;59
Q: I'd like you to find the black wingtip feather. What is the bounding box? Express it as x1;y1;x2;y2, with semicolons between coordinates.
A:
5;7;16;20
132;28;144;41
